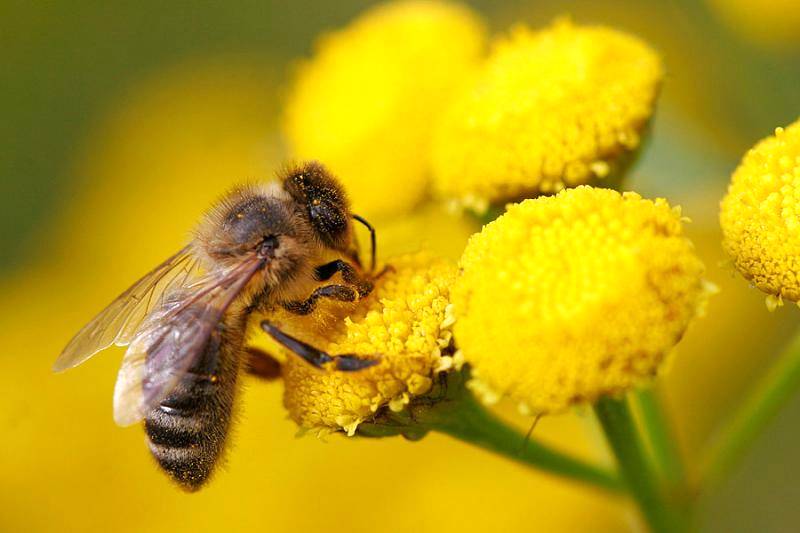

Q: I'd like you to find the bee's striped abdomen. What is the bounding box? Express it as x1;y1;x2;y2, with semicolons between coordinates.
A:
144;326;242;491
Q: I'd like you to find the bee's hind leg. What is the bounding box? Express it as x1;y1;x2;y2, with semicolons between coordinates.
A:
260;321;378;371
244;348;282;380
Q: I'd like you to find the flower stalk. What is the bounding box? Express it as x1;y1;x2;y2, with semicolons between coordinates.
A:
358;369;623;492
634;387;689;496
702;324;800;490
594;395;691;533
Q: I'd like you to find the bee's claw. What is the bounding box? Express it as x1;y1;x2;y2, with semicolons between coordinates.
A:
334;354;379;371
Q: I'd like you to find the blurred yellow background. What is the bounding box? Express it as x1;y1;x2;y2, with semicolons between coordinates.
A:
3;1;800;532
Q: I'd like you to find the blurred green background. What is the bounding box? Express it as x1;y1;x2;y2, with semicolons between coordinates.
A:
2;1;800;532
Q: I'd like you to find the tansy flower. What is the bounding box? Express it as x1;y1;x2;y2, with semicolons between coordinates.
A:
249;252;457;435
720;119;800;308
431;19;663;212
282;0;487;218
451;187;708;414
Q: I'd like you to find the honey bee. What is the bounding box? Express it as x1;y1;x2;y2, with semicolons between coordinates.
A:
54;161;380;491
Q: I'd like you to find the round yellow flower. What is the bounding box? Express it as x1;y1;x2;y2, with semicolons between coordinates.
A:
720;119;800;306
431;19;663;211
250;253;457;435
283;0;487;218
452;187;707;414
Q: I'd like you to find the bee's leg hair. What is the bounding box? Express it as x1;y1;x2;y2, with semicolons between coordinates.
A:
282;284;358;315
314;259;374;297
260;321;378;371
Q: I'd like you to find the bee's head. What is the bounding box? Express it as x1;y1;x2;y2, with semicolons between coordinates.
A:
281;161;353;252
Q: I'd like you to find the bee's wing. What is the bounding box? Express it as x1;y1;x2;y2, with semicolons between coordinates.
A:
53;246;200;372
112;256;263;426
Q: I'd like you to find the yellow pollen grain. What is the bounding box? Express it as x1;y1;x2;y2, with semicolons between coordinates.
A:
721;119;800;304
452;186;708;414
431;18;663;210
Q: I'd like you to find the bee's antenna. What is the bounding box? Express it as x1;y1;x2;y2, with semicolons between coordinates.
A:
352;214;376;272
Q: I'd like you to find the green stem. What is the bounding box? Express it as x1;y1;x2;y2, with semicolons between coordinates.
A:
477;204;506;225
595;396;689;533
703;325;800;490
635;387;688;492
359;371;623;492
425;389;623;492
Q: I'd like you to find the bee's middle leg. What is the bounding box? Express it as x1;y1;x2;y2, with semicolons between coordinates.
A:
260;321;378;371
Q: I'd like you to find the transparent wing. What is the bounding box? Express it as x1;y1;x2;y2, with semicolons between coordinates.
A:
112;256;263;426
53;247;200;373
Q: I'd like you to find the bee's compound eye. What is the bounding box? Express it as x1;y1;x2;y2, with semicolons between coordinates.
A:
309;201;347;241
282;161;351;250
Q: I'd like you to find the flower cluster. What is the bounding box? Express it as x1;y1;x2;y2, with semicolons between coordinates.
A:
720;118;800;308
253;0;703;435
284;7;663;217
248;185;710;432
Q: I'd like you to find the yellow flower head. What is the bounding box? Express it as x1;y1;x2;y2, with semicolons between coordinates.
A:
251;253;457;435
283;0;487;218
720;119;800;306
431;19;663;212
452;187;707;414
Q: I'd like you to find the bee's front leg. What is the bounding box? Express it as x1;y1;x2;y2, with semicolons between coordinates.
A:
281;284;358;315
314;259;373;297
280;258;378;316
282;259;395;316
